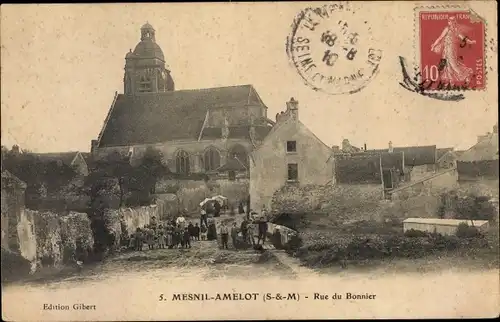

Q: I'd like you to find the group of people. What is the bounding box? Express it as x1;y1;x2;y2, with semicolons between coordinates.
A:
130;219;213;250
127;201;274;252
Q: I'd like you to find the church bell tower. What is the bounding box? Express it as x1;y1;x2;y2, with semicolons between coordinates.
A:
123;22;175;95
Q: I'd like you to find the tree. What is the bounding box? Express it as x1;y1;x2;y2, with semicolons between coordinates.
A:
92;151;132;208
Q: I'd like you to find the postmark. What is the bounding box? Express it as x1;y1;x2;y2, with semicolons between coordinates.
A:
416;7;486;91
286;3;382;95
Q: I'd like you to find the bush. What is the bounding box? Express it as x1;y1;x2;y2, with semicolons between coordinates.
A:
456;222;481;238
404;229;429;237
1;249;32;282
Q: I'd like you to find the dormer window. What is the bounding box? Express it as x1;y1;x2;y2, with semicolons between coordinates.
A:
286;141;297;153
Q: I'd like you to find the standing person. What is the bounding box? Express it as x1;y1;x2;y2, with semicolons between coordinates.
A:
240;218;249;244
238;201;244;214
183;227;191;249
194;223;200;241
200;224;208;241
146;228;155;250
187;221;195;240
220;222;229;249
257;216;268;245
230;222;238;249
214;200;221;218
166;224;173;249
200;207;208;228
177;225;184;248
157;228;166;249
134;228;143;251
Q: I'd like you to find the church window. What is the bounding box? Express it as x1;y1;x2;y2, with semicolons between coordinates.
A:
228;144;248;166
176;150;190;174
204;147;221;172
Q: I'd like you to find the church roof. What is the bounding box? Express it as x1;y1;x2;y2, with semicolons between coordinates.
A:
98;85;268;147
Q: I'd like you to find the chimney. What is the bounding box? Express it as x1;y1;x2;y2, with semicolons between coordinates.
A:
11;145;20;156
286;97;299;120
91;140;98;154
364;143;367;151
388;141;393;153
342;139;350;151
331;145;340;153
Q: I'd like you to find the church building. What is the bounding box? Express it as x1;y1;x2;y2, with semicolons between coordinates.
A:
91;23;274;178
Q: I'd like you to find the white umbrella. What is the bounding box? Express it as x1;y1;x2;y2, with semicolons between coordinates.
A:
211;195;227;203
199;198;212;207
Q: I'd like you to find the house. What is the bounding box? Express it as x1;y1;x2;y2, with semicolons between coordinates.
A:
249;98;335;211
366;142;437;182
33;151;90;177
91;23;273;178
334;150;405;191
456;124;498;198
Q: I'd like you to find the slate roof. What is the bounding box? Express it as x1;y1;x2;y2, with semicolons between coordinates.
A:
1;170;27;189
366;145;436;166
33;152;80;166
98;85;268;147
458;133;498;162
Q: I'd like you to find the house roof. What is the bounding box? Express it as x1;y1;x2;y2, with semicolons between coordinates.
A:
98;85;268;147
436;147;454;161
32;152;80;166
1;170;27;189
366;145;436;166
458;133;498;162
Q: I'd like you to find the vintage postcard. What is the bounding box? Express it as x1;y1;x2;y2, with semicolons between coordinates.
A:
1;1;498;320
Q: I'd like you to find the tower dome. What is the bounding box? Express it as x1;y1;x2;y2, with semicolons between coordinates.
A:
123;22;175;94
131;22;165;61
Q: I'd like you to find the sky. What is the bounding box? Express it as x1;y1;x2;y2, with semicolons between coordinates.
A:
1;2;498;153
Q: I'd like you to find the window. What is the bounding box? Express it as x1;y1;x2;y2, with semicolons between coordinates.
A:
228;144;248;166
287;163;298;181
138;75;152;93
286;141;297;153
228;170;236;181
204;147;221;172
175;150;190;174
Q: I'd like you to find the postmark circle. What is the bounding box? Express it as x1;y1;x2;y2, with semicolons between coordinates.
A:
286;3;383;95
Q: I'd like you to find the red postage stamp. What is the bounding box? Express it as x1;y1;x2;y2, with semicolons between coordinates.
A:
418;9;485;91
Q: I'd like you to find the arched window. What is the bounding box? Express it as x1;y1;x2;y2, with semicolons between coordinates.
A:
204;147;221;172
175;150;190;174
228;144;248;166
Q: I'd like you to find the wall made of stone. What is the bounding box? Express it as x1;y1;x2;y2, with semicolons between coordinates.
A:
155;178;249;213
457;179;499;199
270;183;384;223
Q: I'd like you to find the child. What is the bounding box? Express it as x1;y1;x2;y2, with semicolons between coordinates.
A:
200;224;208;241
157;229;166;249
194;223;200;241
183;227;191;249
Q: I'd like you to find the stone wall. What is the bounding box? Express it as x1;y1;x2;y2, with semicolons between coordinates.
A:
103;204;160;247
156;178;249;213
270;183;385;223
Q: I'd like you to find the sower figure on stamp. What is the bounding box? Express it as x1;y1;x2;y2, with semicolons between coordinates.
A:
430;16;476;85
